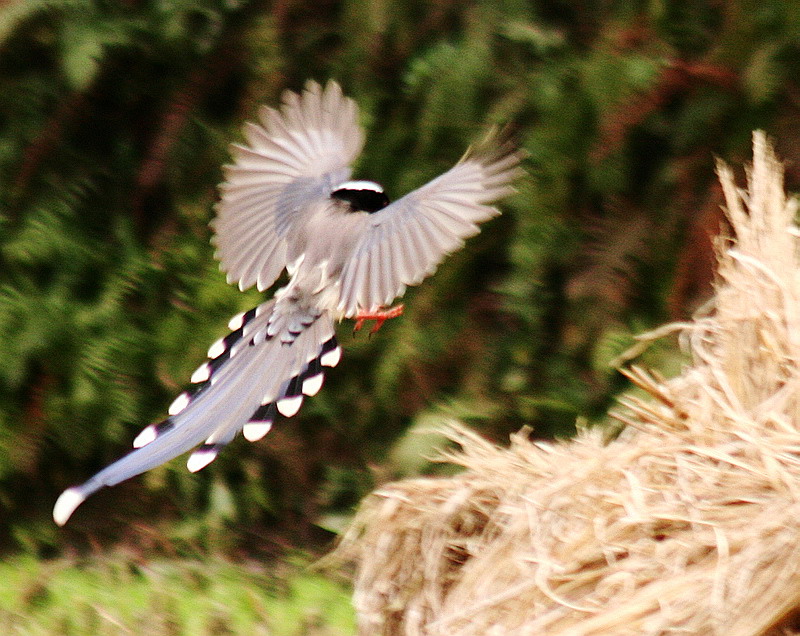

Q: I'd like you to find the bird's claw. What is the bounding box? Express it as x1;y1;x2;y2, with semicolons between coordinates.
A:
353;304;405;335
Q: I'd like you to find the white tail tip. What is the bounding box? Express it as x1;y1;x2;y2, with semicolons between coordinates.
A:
190;362;211;384
168;392;191;416
132;424;157;448
243;421;273;442
320;346;342;368
207;337;226;359
277;395;303;417
227;311;246;330
186;447;218;473
302;373;324;397
53;487;86;526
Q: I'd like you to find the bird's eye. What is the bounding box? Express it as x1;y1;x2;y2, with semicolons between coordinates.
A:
331;184;390;213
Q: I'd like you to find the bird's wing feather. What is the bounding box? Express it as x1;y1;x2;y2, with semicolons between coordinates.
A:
212;80;365;291
337;131;524;315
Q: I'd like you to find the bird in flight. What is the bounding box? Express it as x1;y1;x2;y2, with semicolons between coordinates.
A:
53;80;524;525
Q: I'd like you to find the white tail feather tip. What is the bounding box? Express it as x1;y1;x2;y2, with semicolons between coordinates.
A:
187;448;218;473
207;337;226;359
132;425;157;448
243;421;273;442
320;346;342;367
190;362;211;384
302;373;324;396
277;395;303;417
53;487;86;526
227;311;245;330
168;392;191;415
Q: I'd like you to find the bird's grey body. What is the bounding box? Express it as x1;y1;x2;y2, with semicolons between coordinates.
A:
53;80;524;525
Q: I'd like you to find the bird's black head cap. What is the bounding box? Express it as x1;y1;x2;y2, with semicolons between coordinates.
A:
332;180;390;213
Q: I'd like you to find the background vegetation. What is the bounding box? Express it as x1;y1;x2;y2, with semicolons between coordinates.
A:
1;0;799;632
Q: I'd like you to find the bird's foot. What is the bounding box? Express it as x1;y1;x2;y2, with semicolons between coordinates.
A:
353;304;404;335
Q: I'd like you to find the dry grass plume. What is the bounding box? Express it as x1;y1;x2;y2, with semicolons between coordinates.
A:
332;132;800;635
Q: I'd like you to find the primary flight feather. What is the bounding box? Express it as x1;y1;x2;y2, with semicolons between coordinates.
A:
53;80;524;526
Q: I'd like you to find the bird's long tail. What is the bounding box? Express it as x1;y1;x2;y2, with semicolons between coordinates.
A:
53;300;340;525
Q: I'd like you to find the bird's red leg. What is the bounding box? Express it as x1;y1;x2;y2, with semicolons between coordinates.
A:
353;304;405;334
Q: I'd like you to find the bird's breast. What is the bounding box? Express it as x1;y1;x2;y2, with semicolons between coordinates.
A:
282;205;370;317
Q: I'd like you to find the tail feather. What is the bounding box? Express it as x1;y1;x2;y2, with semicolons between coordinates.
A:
132;418;173;448
53;300;337;525
187;443;224;473
243;403;276;442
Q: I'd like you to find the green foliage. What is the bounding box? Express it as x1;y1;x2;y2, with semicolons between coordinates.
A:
1;0;800;559
0;552;354;635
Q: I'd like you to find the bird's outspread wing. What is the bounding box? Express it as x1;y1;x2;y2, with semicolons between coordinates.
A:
213;80;365;292
337;130;525;316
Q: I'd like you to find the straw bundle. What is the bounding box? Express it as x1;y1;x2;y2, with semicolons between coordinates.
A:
333;132;800;635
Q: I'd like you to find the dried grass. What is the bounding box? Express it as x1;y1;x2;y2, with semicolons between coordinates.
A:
331;132;800;635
